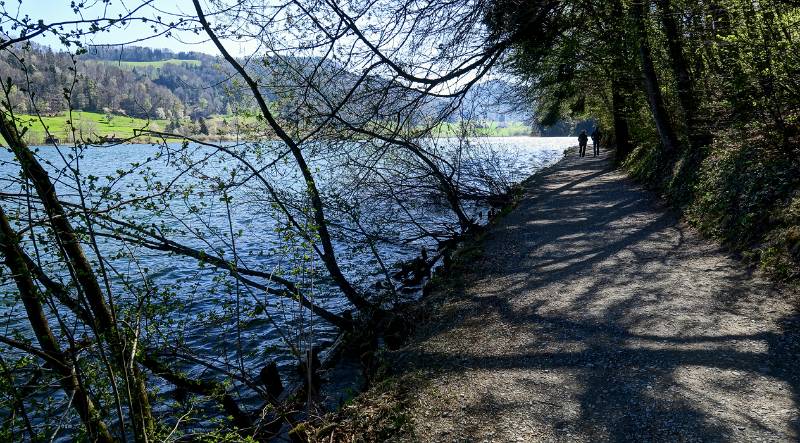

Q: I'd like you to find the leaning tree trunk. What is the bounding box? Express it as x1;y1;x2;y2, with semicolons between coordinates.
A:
632;0;682;156
0;206;116;443
0;112;154;441
192;0;378;315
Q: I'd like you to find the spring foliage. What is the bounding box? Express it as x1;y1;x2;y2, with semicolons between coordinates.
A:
490;0;800;279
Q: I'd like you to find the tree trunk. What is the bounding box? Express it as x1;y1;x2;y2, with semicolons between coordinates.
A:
632;1;681;156
607;0;634;163
0;113;154;440
656;0;711;150
611;78;633;162
0;206;116;443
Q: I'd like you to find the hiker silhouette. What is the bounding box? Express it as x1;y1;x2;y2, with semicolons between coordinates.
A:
591;127;601;157
578;130;589;157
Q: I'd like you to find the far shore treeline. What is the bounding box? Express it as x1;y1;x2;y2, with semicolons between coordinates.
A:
1;44;569;145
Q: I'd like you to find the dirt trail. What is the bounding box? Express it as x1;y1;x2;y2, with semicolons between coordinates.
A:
394;151;800;442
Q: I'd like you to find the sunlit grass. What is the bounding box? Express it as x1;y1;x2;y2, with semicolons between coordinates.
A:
7;111;168;145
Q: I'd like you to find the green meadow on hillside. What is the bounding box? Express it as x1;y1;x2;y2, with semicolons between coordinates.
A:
3;111;167;145
0;111;534;146
2;112;271;145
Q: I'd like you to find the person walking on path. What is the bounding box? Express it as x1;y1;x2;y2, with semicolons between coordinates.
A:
578;130;589;157
591;127;602;156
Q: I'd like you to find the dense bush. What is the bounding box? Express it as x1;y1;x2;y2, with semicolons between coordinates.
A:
625;127;800;280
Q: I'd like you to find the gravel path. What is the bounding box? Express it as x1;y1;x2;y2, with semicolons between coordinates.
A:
394;151;800;442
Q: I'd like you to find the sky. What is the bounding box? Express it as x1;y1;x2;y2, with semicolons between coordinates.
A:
4;0;258;55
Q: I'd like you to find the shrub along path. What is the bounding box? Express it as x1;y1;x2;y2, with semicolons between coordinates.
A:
390;151;800;441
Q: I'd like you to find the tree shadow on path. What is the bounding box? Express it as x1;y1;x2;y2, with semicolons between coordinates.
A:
395;153;800;441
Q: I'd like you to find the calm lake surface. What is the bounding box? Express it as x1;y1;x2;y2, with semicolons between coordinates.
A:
0;136;574;402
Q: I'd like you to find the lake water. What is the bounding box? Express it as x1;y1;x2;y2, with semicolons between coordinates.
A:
0;136;574;424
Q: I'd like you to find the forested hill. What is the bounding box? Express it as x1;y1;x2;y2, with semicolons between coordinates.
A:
82;45;214;64
1;44;237;120
2;44;543;135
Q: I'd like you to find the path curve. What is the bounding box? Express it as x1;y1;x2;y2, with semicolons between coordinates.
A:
395;151;800;442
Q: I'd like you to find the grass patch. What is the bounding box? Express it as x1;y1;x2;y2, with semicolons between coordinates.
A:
5;111;168;145
1;112;270;145
432;121;533;137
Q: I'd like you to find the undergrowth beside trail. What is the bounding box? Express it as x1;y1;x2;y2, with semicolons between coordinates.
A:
302;374;422;443
624;128;800;282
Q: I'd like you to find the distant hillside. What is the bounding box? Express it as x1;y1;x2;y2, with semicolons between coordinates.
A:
460;79;531;123
460;79;590;136
2;44;574;138
1;44;238;122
